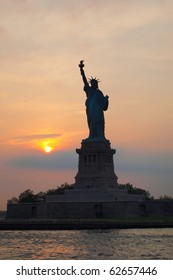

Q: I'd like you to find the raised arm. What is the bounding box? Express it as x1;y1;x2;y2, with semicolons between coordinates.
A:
78;60;89;87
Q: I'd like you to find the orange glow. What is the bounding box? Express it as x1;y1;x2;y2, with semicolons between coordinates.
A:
38;138;61;153
45;146;52;153
40;141;54;153
36;134;77;152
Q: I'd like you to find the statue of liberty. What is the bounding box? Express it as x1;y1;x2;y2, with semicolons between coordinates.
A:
79;60;109;142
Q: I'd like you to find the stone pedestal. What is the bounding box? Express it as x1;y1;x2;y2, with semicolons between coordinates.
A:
75;140;118;190
45;140;144;203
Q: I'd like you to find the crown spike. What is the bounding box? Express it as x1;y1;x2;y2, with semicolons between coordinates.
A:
88;76;100;84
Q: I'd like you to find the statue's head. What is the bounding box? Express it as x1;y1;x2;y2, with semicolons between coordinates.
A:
89;77;100;89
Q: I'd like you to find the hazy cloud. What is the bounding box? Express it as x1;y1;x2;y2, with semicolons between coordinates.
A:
7;150;77;170
116;148;173;175
13;133;62;143
6;147;173;175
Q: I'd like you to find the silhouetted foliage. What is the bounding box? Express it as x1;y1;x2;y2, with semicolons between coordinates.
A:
8;183;74;203
46;183;74;196
158;195;173;200
18;189;37;203
35;191;46;202
7;196;18;204
8;182;161;203
118;183;153;200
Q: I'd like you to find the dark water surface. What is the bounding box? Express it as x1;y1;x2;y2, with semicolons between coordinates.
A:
0;228;173;259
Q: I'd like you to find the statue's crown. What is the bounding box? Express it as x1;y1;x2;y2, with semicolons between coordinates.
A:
89;76;100;84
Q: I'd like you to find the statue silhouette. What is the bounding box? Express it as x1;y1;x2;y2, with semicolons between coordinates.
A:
79;60;109;142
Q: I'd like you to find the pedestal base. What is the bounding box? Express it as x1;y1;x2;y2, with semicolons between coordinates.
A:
46;140;144;203
75;140;118;190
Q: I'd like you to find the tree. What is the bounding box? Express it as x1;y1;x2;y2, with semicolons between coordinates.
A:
7;197;18;204
46;183;74;196
35;191;46;202
158;195;173;200
18;189;36;203
8;183;75;203
118;183;153;200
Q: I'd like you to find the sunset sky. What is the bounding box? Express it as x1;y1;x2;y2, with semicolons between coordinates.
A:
0;0;173;209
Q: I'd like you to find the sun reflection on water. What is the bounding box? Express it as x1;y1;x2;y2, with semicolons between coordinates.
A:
0;229;173;260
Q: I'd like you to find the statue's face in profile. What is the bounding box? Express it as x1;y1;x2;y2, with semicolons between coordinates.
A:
90;80;98;89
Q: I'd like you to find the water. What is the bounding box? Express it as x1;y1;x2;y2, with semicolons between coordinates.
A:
0;228;173;259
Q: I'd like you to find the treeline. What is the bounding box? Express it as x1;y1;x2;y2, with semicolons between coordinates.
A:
8;183;173;204
118;183;153;200
8;183;74;204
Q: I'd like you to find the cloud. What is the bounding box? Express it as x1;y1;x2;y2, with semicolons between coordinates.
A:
6;146;173;175
12;133;62;143
116;148;173;175
7;150;77;170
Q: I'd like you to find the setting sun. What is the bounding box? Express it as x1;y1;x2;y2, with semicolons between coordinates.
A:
45;146;52;153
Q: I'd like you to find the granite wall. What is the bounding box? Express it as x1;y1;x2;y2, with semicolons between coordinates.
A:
7;200;173;219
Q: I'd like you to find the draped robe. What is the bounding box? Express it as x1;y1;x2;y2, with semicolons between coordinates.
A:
84;84;108;141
